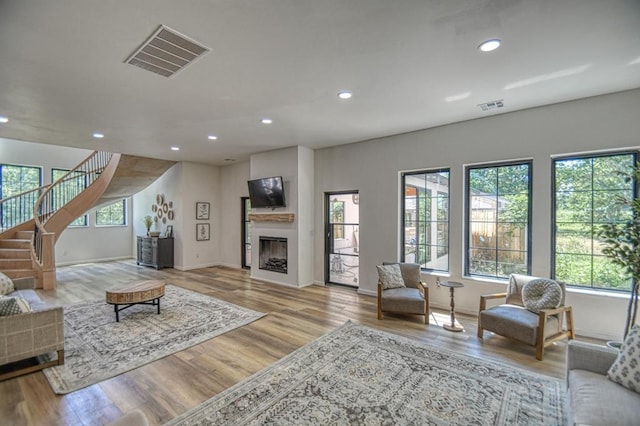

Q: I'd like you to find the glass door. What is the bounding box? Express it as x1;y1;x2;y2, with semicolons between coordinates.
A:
325;191;359;287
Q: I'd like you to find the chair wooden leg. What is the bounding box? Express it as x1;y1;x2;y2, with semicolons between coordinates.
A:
536;311;547;361
477;296;486;338
566;307;575;339
57;349;65;365
424;289;429;324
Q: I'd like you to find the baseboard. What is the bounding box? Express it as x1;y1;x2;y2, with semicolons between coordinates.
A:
358;288;376;297
56;256;132;267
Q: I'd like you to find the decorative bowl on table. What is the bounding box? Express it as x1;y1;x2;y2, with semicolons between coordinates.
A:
148;231;161;237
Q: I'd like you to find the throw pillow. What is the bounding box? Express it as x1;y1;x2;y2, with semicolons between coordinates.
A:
608;324;640;394
0;297;31;316
376;264;405;290
521;278;562;313
0;271;14;296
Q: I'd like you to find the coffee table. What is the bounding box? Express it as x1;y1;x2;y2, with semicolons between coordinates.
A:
106;280;165;322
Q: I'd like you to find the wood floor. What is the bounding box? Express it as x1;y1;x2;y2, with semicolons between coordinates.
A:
0;260;589;425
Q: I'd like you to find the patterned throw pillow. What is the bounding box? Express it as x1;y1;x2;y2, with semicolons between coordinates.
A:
521;278;562;313
376;264;406;290
608;324;640;394
0;297;30;316
0;271;14;296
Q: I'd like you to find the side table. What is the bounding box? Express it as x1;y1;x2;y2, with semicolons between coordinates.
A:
439;281;464;332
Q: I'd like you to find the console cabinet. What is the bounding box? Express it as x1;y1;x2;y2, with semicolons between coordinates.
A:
137;236;174;269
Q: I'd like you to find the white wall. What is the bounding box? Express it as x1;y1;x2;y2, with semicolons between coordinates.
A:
218;161;250;269
0;137;134;265
296;146;315;286
133;162;221;270
314;89;640;341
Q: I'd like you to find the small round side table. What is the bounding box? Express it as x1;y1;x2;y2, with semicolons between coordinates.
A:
439;281;464;332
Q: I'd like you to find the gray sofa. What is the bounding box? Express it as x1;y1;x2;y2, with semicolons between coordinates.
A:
0;280;64;380
566;340;639;425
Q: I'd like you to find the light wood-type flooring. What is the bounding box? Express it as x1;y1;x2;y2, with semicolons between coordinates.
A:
0;260;596;425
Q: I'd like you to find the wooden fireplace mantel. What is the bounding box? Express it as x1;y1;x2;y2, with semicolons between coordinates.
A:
248;213;295;223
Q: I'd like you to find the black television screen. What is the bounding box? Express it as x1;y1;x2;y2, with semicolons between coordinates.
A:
247;176;286;208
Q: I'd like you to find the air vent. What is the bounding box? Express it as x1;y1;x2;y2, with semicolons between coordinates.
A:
125;25;210;77
478;99;504;112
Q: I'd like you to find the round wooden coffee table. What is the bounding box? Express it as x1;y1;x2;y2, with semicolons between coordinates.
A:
106;280;165;322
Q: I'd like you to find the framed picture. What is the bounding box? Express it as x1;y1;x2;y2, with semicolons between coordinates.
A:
196;223;210;241
196;202;210;220
164;225;173;237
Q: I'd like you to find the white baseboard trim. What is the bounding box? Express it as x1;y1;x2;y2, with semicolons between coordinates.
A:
56;256;132;267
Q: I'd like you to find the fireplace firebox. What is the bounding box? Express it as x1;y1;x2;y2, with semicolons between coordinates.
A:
259;237;288;274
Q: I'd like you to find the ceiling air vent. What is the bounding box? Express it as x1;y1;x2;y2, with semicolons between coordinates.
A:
125;25;210;78
478;99;504;112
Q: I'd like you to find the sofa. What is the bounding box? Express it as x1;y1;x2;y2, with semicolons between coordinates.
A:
0;274;64;380
566;340;639;425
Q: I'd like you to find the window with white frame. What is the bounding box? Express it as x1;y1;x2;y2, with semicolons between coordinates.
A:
401;169;450;272
466;161;532;279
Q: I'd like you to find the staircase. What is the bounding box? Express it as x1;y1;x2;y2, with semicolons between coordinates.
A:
0;151;176;290
0;230;35;283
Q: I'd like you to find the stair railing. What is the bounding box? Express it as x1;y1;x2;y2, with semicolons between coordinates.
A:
0;185;50;233
32;151;114;283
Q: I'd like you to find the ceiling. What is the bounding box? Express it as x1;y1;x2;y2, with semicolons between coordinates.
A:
1;0;639;166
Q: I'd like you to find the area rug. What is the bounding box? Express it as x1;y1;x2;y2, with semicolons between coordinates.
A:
43;285;265;394
166;321;566;425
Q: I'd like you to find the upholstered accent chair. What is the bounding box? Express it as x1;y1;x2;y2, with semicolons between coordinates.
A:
477;273;575;360
377;262;429;324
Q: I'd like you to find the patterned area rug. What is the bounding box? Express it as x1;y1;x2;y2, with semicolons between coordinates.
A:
43;285;265;394
166;321;566;426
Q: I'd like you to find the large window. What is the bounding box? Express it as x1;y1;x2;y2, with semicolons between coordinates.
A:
96;199;126;226
52;168;87;227
466;161;531;279
0;163;42;229
401;169;449;272
553;152;636;291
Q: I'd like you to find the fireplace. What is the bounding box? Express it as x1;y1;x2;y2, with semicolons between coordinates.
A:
259;237;288;274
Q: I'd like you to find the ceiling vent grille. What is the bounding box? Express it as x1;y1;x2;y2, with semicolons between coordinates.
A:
125;25;210;77
478;99;504;112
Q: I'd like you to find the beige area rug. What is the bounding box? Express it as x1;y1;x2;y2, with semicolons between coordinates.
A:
166;321;566;426
43;285;265;394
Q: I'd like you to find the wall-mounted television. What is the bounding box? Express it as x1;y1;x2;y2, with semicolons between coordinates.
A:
247;176;286;208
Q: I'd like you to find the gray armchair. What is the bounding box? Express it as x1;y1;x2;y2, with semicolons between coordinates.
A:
377;262;429;324
478;273;574;360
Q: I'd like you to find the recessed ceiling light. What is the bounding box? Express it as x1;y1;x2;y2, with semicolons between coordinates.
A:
92;132;105;139
207;135;218;140
261;118;273;124
478;39;501;52
337;91;352;99
0;116;8;123
171;146;180;151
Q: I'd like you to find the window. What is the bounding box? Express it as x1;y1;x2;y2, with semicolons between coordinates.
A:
466;161;531;279
401;169;449;272
0;163;42;228
553;152;636;291
52;168;87;227
96;199;126;226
